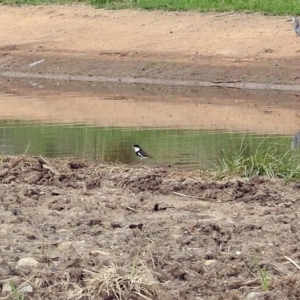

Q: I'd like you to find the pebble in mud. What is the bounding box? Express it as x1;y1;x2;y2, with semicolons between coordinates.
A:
57;241;74;251
16;257;39;269
23;171;42;184
0;228;8;236
247;292;262;300
2;283;33;294
19;285;33;293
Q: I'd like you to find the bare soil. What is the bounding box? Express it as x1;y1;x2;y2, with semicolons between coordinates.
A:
1;5;300;133
0;156;300;299
1;5;300;300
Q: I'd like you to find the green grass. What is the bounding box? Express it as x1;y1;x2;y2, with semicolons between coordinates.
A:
216;137;300;179
252;255;270;292
9;281;24;300
1;0;300;15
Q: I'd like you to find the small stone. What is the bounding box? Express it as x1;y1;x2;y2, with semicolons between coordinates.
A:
0;228;7;236
24;172;42;184
19;285;33;293
204;260;217;266
16;257;39;269
2;281;12;293
57;241;73;251
247;292;261;300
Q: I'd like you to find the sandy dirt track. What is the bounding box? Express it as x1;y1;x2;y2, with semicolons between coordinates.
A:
1;5;300;133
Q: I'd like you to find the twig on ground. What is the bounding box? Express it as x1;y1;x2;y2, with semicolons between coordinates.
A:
172;191;209;201
284;256;300;271
121;205;139;213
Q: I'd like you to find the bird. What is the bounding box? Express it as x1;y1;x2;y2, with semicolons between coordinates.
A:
291;17;300;37
133;144;151;160
292;131;300;150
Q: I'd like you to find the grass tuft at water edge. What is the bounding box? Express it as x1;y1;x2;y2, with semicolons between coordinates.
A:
216;138;300;180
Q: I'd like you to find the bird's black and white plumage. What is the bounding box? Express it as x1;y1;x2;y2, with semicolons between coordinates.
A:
133;144;151;160
292;17;300;37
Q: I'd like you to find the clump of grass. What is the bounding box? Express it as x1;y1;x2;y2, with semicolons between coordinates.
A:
216;138;300;179
1;0;300;15
89;0;300;15
81;258;160;300
9;281;24;300
252;255;270;291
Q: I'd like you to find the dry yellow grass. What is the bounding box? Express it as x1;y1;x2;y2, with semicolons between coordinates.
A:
78;258;161;300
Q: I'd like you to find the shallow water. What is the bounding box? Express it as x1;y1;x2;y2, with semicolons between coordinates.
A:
0;120;292;169
0;77;299;169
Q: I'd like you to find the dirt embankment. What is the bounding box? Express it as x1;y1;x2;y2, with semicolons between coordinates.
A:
1;5;299;84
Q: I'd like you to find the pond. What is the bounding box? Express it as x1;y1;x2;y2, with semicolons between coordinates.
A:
0;76;299;169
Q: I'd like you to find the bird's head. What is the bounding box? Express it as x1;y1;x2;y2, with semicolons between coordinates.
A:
290;17;299;25
133;145;140;152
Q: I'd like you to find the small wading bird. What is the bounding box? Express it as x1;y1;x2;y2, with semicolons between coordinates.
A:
291;17;300;37
133;144;152;161
292;131;300;149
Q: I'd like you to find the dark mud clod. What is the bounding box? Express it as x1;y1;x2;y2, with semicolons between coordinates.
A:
87;219;103;226
69;161;88;169
153;203;170;211
129;223;144;230
129;223;143;230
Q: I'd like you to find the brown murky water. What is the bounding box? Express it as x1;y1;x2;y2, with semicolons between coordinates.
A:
1;7;300;166
1;75;300;133
0;76;297;168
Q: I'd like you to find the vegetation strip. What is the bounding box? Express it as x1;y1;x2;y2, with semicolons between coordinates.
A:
1;0;300;15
